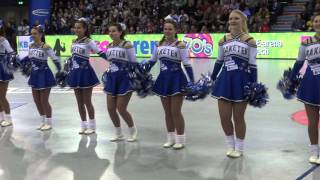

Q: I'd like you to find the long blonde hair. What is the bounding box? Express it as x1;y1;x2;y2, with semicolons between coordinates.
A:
228;9;249;33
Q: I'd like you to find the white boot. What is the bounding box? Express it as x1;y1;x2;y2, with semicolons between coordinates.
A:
110;127;124;142
225;135;235;157
1;114;12;127
40;117;52;131
163;132;175;148
36;115;46;130
79;121;87;135
127;126;138;142
173;134;185;150
84;119;96;135
228;138;243;158
310;144;319;164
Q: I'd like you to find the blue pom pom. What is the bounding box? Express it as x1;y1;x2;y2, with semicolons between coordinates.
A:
184;73;213;101
101;70;109;87
244;82;269;108
277;68;301;100
55;71;68;88
19;57;32;77
128;63;154;98
139;60;153;73
63;57;73;72
1;54;20;74
55;57;73;88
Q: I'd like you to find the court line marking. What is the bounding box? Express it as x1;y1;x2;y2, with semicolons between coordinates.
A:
296;165;319;180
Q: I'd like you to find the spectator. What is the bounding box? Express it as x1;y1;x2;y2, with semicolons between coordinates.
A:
17;20;30;36
178;9;189;23
45;19;55;35
250;23;259;32
164;9;179;22
5;22;15;50
259;19;270;32
292;14;305;32
200;25;209;33
257;7;270;24
240;4;251;18
48;0;277;34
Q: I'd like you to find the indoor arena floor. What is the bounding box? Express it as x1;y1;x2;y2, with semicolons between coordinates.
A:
0;58;317;180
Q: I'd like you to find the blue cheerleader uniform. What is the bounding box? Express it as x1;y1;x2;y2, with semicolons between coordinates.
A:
147;41;194;97
103;41;137;96
290;37;320;106
211;35;258;102
26;43;61;89
0;37;14;81
67;37;106;88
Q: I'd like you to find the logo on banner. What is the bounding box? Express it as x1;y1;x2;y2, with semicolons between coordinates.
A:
183;34;213;58
32;9;49;16
18;36;33;58
301;36;312;42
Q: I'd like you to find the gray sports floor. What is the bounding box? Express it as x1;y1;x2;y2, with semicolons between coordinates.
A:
0;58;317;180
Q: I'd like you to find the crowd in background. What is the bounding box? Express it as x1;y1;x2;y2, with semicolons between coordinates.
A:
2;0;320;49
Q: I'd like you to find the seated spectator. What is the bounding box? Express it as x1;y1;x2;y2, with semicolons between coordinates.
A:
17;19;30;36
250;23;259;32
257;7;270;21
259;19;270;32
200;25;209;33
291;14;305;32
164;9;179;22
46;0;284;34
179;9;189;23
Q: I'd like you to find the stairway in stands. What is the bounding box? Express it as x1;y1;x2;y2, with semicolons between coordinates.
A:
271;0;310;31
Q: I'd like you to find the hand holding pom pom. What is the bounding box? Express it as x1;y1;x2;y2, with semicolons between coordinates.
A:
19;57;32;77
277;68;301;99
55;57;73;88
128;62;154;98
184;73;213;101
101;70;109;87
55;71;68;88
244;82;269;108
139;60;154;73
2;54;21;74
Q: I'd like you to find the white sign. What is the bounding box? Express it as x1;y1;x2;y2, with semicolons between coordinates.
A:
17;36;32;58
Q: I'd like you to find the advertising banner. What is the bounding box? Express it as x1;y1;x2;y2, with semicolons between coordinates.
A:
29;0;51;26
17;32;315;59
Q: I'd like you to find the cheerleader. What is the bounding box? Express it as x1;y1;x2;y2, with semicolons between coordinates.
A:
67;18;107;135
23;25;61;131
144;19;194;149
286;13;320;164
104;23;138;142
0;21;14;127
210;10;257;158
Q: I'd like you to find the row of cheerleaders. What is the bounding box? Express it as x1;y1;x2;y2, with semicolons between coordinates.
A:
0;32;314;156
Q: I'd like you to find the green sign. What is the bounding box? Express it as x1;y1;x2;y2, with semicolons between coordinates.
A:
17;32;315;59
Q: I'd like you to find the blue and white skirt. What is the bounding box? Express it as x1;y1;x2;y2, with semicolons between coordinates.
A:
297;66;320;106
153;69;188;97
211;68;251;102
103;70;133;96
28;66;56;89
67;57;100;89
